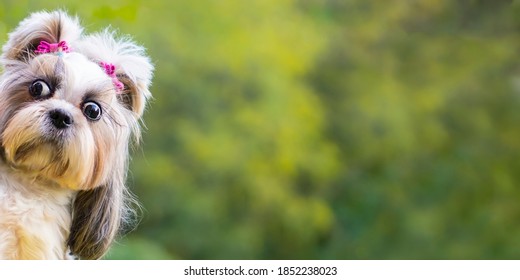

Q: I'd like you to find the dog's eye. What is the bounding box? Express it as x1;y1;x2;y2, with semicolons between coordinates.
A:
83;101;102;121
29;80;51;98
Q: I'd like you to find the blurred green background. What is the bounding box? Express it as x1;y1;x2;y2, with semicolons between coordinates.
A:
1;0;520;259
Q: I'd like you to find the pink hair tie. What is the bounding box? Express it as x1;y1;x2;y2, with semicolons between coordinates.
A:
35;40;70;54
100;62;125;93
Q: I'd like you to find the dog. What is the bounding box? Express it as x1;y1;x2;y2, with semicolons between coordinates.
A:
0;10;153;259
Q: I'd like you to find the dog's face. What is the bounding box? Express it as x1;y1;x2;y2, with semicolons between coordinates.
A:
0;52;128;189
0;10;153;259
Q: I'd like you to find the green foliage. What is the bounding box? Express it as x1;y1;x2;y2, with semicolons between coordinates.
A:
2;0;520;259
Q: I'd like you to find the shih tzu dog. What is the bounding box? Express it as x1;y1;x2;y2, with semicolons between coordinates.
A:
0;10;153;259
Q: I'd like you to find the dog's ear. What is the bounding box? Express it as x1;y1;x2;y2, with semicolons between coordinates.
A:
68;132;139;259
76;30;153;117
67;173;139;260
1;10;82;64
67;185;120;260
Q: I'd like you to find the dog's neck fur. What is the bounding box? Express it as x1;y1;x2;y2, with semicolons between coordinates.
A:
0;161;75;259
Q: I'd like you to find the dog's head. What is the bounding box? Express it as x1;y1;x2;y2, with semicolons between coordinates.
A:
0;10;153;259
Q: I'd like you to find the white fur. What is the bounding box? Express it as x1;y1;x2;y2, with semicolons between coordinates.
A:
76;30;153;90
0;164;74;259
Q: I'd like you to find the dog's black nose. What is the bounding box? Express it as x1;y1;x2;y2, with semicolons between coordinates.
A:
49;109;73;129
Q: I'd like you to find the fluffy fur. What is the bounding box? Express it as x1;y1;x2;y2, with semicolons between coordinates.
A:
0;10;153;259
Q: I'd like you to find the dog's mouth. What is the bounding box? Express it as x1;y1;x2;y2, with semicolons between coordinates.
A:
2;122;96;189
11;140;58;164
3;138;88;189
6;139;68;175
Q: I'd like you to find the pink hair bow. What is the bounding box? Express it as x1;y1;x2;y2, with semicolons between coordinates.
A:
35;40;70;54
100;62;125;93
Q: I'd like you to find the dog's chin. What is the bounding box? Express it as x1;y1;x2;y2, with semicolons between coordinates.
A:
7;140;58;171
4;139;83;189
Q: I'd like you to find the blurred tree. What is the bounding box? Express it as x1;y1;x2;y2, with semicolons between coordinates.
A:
128;0;340;259
306;0;520;258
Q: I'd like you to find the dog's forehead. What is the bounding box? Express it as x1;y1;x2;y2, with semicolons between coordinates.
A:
31;53;107;84
30;53;114;101
62;53;105;79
